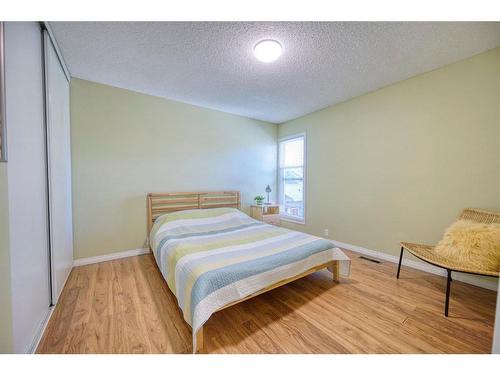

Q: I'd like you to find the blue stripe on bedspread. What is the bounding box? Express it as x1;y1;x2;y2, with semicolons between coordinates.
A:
190;238;334;321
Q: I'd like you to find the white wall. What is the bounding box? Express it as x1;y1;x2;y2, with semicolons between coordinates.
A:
493;278;500;353
0;163;13;352
5;22;51;353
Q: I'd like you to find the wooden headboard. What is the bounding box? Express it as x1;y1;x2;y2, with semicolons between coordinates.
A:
147;191;240;235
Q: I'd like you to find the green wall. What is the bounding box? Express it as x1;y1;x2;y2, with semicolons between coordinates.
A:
70;79;277;260
71;48;499;289
278;48;500;289
0;164;13;352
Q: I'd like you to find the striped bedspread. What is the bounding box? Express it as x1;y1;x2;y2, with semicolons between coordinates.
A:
149;207;350;351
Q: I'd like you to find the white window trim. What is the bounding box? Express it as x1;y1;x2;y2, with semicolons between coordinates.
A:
278;132;306;225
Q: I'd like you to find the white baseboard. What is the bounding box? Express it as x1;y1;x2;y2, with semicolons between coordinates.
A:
73;243;497;291
28;254;75;354
27;306;54;353
330;239;498;291
73;247;150;267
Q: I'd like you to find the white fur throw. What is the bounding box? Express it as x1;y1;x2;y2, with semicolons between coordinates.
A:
435;220;500;272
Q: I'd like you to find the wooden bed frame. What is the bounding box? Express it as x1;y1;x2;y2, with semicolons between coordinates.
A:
147;191;341;353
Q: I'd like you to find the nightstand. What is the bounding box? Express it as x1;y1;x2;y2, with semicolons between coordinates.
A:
250;204;280;226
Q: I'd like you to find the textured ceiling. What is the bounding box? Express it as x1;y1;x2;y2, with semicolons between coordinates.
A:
51;22;500;123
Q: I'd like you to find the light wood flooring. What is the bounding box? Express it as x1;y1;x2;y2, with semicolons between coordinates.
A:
37;250;498;354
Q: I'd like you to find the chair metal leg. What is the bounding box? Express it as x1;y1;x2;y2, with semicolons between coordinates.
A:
396;247;404;279
445;269;452;317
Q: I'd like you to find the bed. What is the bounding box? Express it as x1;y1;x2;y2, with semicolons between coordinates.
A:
147;191;351;353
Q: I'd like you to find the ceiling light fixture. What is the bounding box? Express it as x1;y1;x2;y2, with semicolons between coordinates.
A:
253;39;282;63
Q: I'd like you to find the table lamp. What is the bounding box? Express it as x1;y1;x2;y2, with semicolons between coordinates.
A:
265;185;272;205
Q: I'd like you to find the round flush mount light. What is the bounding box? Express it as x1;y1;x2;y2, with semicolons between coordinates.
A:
253;39;282;63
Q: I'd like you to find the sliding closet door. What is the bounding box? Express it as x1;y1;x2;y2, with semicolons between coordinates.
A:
43;31;73;303
4;22;51;353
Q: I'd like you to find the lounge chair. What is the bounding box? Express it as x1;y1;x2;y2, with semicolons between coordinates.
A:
397;208;499;316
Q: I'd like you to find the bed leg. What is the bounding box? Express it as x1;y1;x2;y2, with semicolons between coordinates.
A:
332;261;340;282
195;326;204;353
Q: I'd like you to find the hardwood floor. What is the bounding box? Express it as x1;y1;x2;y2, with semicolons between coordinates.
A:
36;250;498;354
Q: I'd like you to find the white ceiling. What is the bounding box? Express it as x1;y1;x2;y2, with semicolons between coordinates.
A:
51;22;500;123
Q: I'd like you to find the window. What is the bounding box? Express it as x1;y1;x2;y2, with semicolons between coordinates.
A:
278;134;305;223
